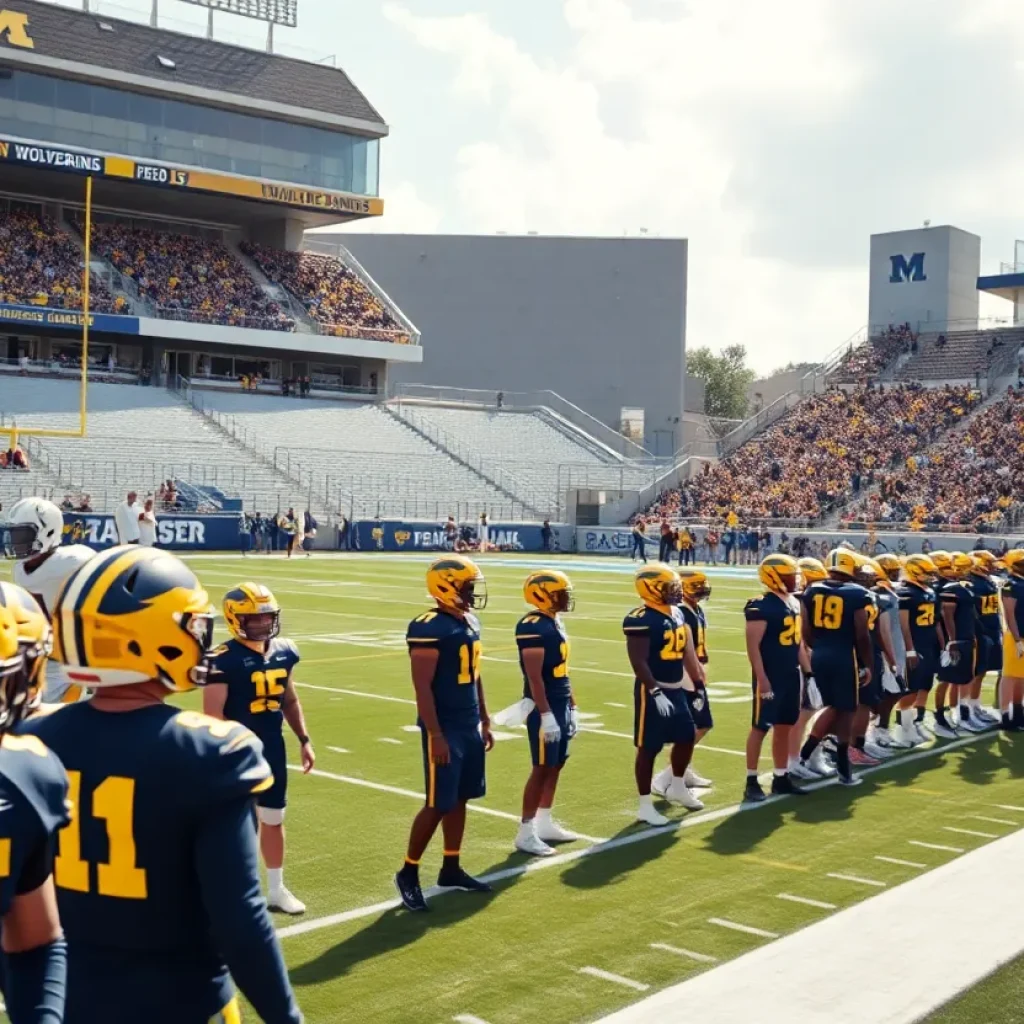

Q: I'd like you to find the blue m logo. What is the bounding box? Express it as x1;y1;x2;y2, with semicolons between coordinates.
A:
889;252;926;283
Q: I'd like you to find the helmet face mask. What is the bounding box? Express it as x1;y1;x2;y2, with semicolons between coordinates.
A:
760;554;799;593
235;611;280;642
224;584;280;644
524;571;574;614
678;571;711;603
427;557;487;612
635;564;682;607
3;497;64;561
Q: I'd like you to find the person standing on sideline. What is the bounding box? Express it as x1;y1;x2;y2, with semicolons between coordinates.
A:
631;521;647;562
659;519;673;563
479;512;489;553
138;496;158;547
239;511;251;556
303;509;318;558
114;489;140;545
541;519;553;553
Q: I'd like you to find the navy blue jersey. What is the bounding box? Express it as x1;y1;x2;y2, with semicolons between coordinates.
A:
970;574;1003;639
20;702;300;1024
939;580;976;644
515;612;570;701
801;580;872;650
744;591;801;682
407;608;482;729
898;583;939;657
0;734;69;917
872;590;898;672
681;603;708;664
206;637;300;739
622;605;688;686
1004;575;1024;636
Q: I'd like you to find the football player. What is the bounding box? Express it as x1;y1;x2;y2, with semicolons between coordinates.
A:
624;563;705;825
895;553;941;745
0;594;69;1024
999;549;1024;730
963;551;1003;730
395;556;494;913
933;552;977;738
20;546;302;1024
798;549;874;786
653;569;714;797
789;557;832;779
743;554;809;801
203;583;314;915
6;496;94;704
513;570;579;857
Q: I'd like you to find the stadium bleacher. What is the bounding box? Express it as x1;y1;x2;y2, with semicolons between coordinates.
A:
832;324;915;382
894;326;1024;382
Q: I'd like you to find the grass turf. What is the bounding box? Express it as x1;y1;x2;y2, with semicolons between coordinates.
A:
13;552;1024;1023
922;952;1024;1022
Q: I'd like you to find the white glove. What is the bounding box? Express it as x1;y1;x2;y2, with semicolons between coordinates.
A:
492;697;536;728
567;706;579;738
806;676;823;710
939;648;952;668
1016;639;1024;659
540;711;562;743
882;667;901;695
651;689;675;717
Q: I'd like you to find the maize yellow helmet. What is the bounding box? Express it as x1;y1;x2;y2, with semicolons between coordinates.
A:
866;558;892;590
875;553;901;582
826;548;860;579
223;582;281;643
52;546;214;693
946;552;974;579
797;557;827;585
759;554;799;594
634;563;682;608
903;553;937;585
930;551;952;577
971;550;1000;576
0;581;50;710
677;568;712;602
1003;549;1024;578
426;556;487;611
523;569;574;614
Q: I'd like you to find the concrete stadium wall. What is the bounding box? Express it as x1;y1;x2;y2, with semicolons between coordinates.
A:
324;233;688;455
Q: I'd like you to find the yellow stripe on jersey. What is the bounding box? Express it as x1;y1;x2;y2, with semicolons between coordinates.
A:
636;688;647;747
210;996;241;1024
250;775;274;795
427;735;437;808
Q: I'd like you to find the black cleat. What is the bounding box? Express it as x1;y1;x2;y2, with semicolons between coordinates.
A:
743;778;767;803
436;868;492;894
394;872;429;912
771;773;807;797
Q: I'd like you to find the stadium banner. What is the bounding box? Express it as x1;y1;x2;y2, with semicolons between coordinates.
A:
0;304;139;334
577;527;659;555
0;136;383;216
62;515;238;551
353;520;572;553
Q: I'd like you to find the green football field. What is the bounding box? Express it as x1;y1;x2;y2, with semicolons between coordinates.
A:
18;552;1024;1023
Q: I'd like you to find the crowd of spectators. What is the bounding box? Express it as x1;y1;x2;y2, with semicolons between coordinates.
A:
638;384;980;524
240;242;409;343
0;208;118;313
835;323;916;381
81;221;294;332
846;385;1024;532
60;493;93;513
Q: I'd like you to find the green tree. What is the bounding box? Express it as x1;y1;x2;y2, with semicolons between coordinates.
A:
687;344;755;421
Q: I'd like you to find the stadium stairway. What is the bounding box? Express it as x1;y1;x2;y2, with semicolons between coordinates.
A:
227;240;319;335
60;215;142;315
895;327;1024;382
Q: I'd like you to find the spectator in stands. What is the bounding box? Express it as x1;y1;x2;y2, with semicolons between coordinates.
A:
2;444;28;470
138;497;157;548
631;520;647;562
115;490;140;545
60;494;74;512
76;494;92;513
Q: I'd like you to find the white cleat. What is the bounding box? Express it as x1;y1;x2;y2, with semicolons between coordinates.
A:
268;887;306;915
972;707;999;727
651;768;673;798
664;780;705;811
788;760;819;781
958;714;987;734
932;719;958;740
515;830;556;857
684;765;713;789
808;749;836;777
916;716;935;737
862;739;893;760
637;801;671;827
535;819;580;844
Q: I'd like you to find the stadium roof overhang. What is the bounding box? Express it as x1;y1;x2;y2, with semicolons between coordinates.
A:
977;273;1024;302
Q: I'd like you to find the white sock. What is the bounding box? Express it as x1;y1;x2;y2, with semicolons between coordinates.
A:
267;867;283;892
747;769;758;778
517;819;535;838
536;808;552;827
773;768;786;777
788;757;799;771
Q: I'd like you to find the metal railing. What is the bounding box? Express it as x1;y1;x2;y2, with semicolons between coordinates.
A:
154;306;297;333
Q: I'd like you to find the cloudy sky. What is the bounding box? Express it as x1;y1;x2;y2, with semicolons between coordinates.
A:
74;0;1022;372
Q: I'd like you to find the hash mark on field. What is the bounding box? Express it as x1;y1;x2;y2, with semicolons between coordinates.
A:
401;725;420;733
944;826;998;840
738;855;809;873
775;893;837;910
296;682;416;705
995;805;1024;813
909;840;964;854
453;1016;490;1024
972;816;1017;827
326;746;349;755
378;737;403;745
605;702;628;709
649;943;718;963
707;918;779;939
577;967;649;992
875;856;926;869
826;873;886;888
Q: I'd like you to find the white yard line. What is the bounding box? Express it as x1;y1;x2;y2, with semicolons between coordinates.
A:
596;830;1024;1024
276;730;1000;942
578;967;650;992
908;840;964;854
378;737;403;745
295;681;416;705
944;826;998;840
875;856;925;869
649;943;718;963
453;1016;491;1024
971;815;1017;827
995;804;1024;813
326;746;350;755
775;893;837;910
825;873;885;889
707;918;779;939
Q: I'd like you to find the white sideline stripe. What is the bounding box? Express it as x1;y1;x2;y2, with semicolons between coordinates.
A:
295;681;416;705
326;746;349;755
708;917;779;939
944;826;998;840
826;873;885;888
453;1016;490;1024
649;943;718;963
578;967;650;992
276;730;998;942
595;829;1024;1024
995;804;1024;813
775;893;836;910
909;840;964;854
875;856;925;869
972;815;1017;826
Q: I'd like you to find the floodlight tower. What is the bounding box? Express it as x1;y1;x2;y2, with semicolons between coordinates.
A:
173;0;298;52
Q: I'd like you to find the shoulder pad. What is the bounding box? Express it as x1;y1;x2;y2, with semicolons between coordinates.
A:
0;734;70;835
208;643;232;659
276;638;300;662
407;609;448;641
169;711;273;805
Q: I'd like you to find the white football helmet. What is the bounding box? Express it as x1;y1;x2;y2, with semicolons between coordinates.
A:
5;498;64;560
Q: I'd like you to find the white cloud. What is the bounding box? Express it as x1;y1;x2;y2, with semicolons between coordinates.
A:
330;181;444;235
